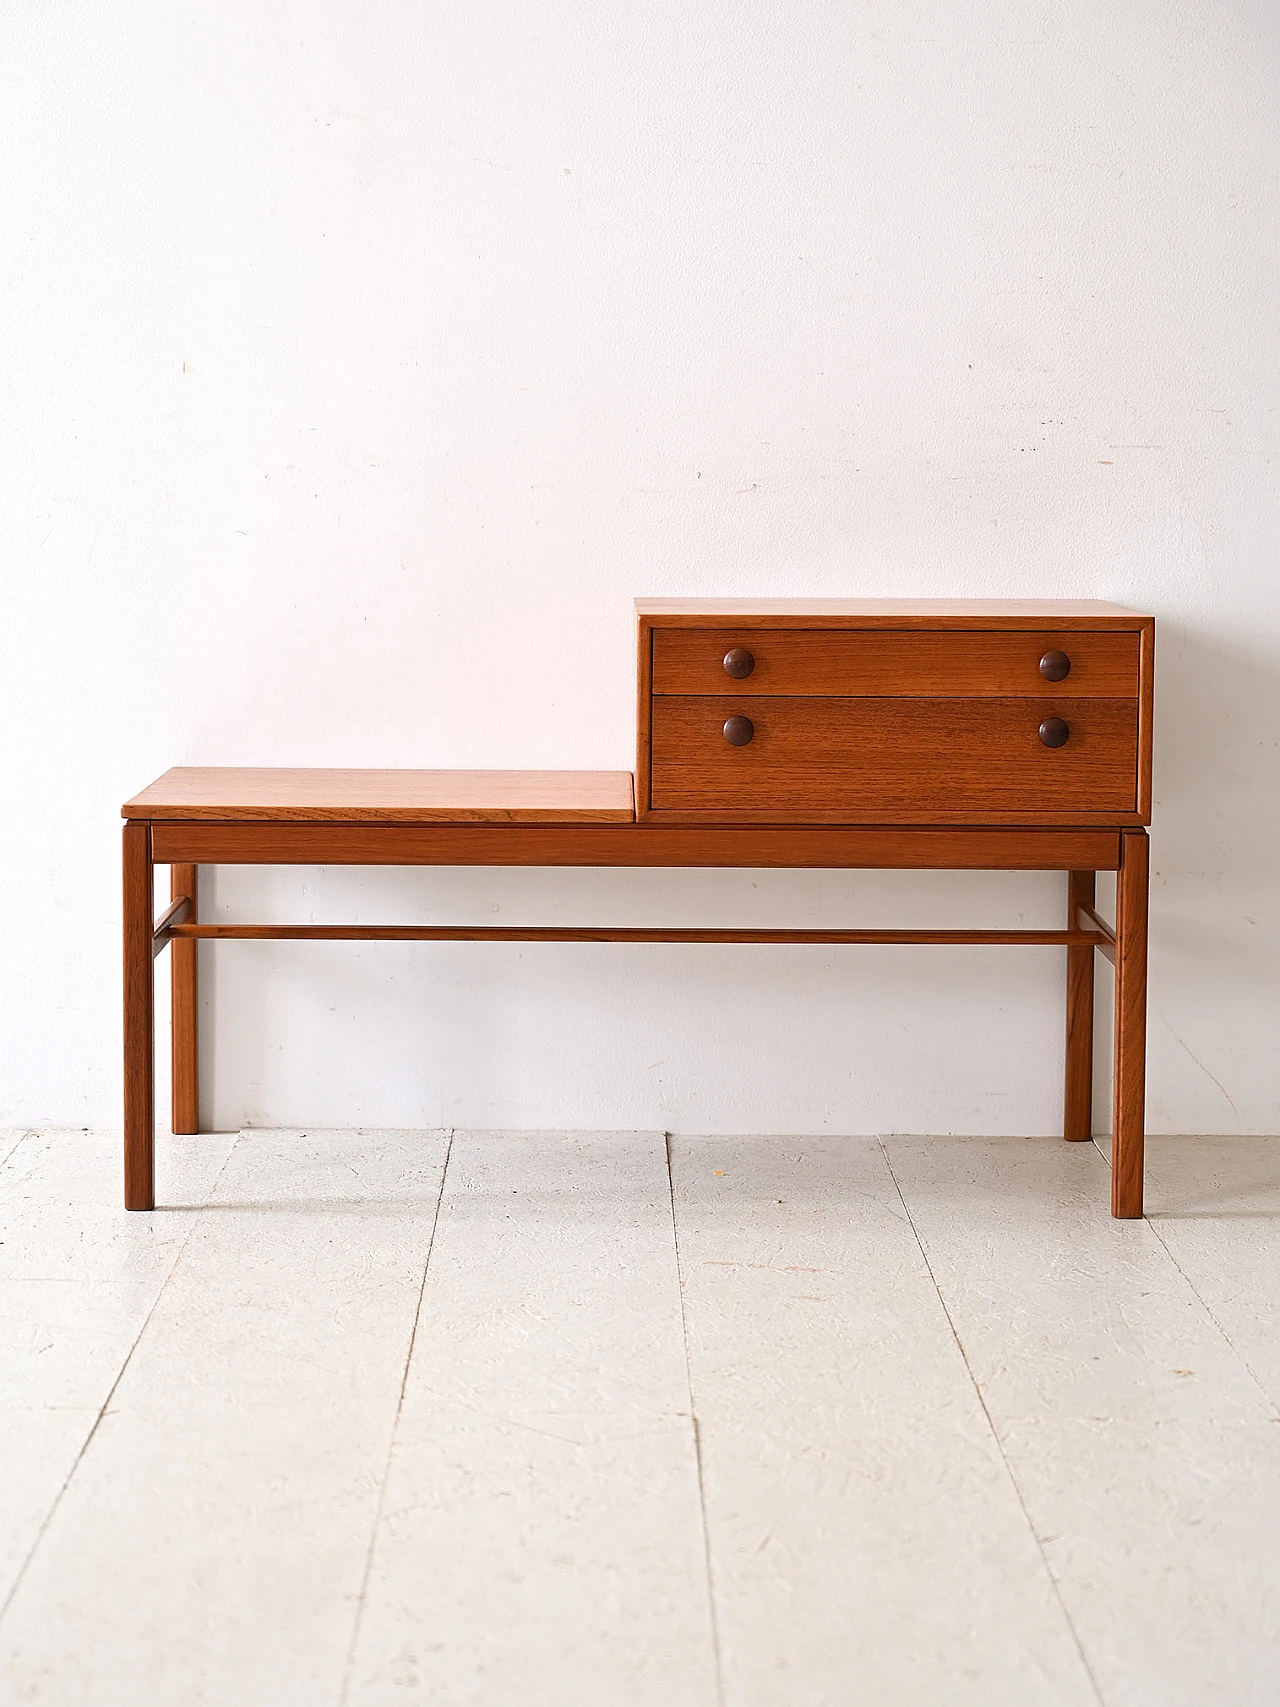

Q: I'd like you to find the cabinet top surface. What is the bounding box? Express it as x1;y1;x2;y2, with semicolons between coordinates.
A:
636;598;1153;628
123;768;636;823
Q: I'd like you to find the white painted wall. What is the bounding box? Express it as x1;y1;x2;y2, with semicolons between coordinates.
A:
2;2;1276;1138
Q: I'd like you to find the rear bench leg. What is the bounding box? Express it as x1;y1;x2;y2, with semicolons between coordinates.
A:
1064;869;1096;1142
170;862;199;1133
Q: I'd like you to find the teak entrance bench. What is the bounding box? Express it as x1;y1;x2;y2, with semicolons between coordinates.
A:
123;599;1154;1217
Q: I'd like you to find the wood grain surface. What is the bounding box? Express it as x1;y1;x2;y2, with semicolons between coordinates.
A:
651;628;1141;698
167;923;1110;946
1137;618;1156;821
169;863;199;1135
1112;830;1150;1218
635;618;654;816
150;894;191;955
650;695;1140;822
122;821;154;1212
149;821;1123;870
637;598;1152;627
1064;870;1097;1141
123;768;636;824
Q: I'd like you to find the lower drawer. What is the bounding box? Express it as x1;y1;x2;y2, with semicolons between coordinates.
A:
649;695;1140;822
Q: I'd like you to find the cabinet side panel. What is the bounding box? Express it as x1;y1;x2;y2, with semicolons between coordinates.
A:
635;617;654;817
1137;619;1155;823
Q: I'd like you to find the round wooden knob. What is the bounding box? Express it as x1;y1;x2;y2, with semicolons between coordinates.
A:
723;714;755;747
723;647;755;679
1038;717;1070;749
1039;649;1071;682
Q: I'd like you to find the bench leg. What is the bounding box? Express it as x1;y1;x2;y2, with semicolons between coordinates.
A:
170;863;199;1134
1112;831;1149;1218
123;821;155;1210
1064;869;1096;1142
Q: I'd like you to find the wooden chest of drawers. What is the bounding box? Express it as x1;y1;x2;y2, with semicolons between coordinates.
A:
122;595;1155;1220
636;600;1154;827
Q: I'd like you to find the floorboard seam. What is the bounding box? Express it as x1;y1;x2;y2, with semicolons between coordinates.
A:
1081;1139;1267;1407
876;1136;1109;1707
664;1133;726;1707
0;1129;242;1634
339;1128;455;1707
0;1130;37;1172
1143;1217;1280;1420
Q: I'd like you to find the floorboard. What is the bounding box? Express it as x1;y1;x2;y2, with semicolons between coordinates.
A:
886;1135;1280;1707
0;1129;236;1615
1118;1134;1280;1410
0;1129;449;1707
3;1128;1279;1704
671;1133;1097;1707
345;1130;718;1707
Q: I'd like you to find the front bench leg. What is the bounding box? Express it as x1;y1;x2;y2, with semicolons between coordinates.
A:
1112;830;1150;1218
123;820;155;1209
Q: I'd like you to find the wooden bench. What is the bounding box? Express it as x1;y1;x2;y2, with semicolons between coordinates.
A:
123;598;1152;1217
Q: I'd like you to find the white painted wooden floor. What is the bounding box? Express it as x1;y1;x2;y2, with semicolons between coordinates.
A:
1;1129;1278;1705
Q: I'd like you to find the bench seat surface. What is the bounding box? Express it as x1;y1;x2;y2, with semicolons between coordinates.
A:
123;768;636;824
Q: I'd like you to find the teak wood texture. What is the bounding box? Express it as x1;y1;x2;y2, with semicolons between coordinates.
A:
1064;870;1097;1144
635;600;1154;823
149;821;1123;870
634;598;1150;625
121;821;155;1214
169;863;199;1134
166;924;1112;948
122;768;635;823
122;597;1153;1219
652;628;1141;698
649;694;1140;822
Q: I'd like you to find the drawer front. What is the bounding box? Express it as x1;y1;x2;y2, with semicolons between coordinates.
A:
650;695;1139;821
651;628;1140;699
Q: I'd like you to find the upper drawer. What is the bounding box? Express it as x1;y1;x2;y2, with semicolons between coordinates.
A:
651;628;1140;699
